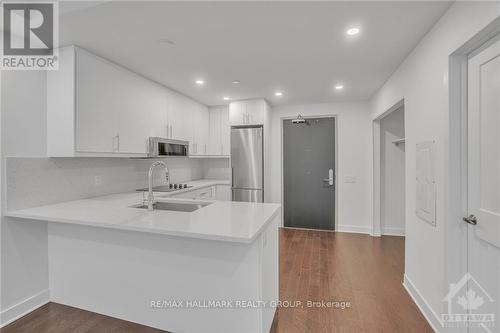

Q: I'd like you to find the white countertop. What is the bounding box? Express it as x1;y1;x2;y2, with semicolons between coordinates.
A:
6;180;280;243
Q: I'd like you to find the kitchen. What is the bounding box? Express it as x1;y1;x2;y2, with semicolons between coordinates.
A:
2;2;500;333
3;44;278;333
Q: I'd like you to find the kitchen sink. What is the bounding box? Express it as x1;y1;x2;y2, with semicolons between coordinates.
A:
130;201;211;212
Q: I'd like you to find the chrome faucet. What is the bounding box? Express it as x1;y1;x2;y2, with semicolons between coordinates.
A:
147;161;170;211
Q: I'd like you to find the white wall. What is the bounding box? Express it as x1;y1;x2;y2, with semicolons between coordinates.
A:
2;71;47;157
370;1;500;330
271;102;372;233
1;71;50;325
380;108;405;236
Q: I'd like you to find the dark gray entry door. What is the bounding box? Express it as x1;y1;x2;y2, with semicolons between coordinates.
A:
283;117;335;230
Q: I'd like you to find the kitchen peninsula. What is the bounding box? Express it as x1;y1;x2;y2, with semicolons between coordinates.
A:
7;193;280;333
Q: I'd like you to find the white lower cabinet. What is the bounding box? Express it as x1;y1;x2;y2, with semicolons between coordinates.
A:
215;185;231;201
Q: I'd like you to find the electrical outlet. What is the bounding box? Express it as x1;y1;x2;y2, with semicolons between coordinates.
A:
94;175;102;186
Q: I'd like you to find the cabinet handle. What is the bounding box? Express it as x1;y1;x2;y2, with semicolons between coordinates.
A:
204;144;207;155
112;136;116;152
113;134;120;152
170;124;173;138
221;144;223;155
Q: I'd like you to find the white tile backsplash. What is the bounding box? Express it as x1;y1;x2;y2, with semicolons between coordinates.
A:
202;159;230;180
6;157;203;211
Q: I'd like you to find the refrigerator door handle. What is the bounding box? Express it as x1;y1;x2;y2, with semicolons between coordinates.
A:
231;167;234;187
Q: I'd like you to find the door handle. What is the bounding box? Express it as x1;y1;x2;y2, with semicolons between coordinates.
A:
322;169;334;186
463;214;477;225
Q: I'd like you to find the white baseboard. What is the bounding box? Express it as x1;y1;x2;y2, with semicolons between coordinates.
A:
0;289;50;328
382;227;405;236
335;224;371;235
403;274;442;333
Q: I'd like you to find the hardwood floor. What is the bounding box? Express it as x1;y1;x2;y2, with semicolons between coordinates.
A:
1;302;170;333
3;228;431;333
271;228;433;333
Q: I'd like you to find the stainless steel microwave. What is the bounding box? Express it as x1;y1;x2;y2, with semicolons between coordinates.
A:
147;137;189;157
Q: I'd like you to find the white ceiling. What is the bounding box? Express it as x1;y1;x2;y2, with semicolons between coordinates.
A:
59;1;452;106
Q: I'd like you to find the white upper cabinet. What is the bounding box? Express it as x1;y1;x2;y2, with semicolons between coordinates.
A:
208;106;230;156
167;91;188;141
47;46;210;157
188;101;209;156
73;49;120;154
229;99;267;126
76;48;163;154
220;106;230;155
149;89;169;139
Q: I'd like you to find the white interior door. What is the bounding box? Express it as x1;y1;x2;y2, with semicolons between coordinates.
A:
467;37;500;332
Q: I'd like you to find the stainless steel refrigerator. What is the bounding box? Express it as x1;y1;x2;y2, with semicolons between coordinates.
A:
231;126;264;202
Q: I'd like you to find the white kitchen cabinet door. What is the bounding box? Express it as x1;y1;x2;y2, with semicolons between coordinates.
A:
215;184;231;201
75;49;120;153
187;102;209;156
48;46;211;157
183;98;197;154
195;186;214;200
220;107;230;155
76;49;160;154
149;86;168;139
229;100;265;126
229;101;246;125
245;99;265;125
116;72;158;154
208;106;230;156
167;92;188;141
208;107;220;155
198;105;209;155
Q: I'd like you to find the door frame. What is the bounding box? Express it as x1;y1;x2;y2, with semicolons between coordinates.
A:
447;18;500;321
371;99;405;237
280;114;340;232
280;115;338;231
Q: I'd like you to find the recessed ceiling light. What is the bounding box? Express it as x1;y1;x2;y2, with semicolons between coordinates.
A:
335;85;344;90
195;80;205;85
274;91;283;97
346;27;360;36
223;97;230;101
232;80;240;84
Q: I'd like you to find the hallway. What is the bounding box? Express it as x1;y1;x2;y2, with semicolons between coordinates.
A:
272;228;432;332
